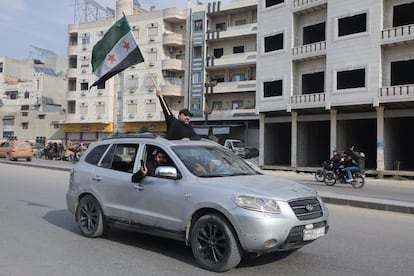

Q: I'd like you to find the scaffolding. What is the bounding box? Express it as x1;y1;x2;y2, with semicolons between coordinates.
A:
73;0;115;23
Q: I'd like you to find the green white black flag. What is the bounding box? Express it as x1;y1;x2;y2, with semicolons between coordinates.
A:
91;15;144;88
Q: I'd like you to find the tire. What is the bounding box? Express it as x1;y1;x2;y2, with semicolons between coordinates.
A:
76;195;106;238
314;169;325;182
324;171;336;186
351;176;365;189
191;214;242;272
26;157;32;161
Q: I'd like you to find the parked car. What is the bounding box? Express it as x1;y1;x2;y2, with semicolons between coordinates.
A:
66;135;329;272
0;139;33;161
239;146;259;159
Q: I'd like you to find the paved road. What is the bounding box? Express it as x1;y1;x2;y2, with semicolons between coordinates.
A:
1;157;413;215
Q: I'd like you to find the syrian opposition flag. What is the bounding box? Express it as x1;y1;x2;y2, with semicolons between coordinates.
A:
90;15;144;88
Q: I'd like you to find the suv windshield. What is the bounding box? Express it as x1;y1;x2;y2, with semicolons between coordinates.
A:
172;145;258;177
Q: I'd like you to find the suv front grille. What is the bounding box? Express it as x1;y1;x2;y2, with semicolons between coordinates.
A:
288;197;323;220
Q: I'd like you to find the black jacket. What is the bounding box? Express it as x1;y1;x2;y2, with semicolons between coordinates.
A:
158;94;200;140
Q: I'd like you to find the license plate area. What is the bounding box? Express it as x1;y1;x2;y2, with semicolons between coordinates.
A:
303;226;325;241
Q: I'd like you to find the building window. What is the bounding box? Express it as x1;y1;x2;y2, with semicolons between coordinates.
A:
338;13;367;37
80;82;89;91
0;62;3;73
79;105;88;115
68;79;76;91
393;2;414;27
67;101;76;114
22;122;29;130
235;19;247;26
69;56;77;68
24;91;30;99
147;51;157;62
97;82;105;89
232;100;243;109
53;123;59;129
216;22;226;31
391;59;414;86
21;112;28;117
265;0;284;8
38;114;46;119
128;103;137;113
148;26;158;36
126;75;138;90
194;20;203;31
144;75;157;88
212;101;222;109
193;46;202;58
232;73;246;81
302;72;325;94
192;72;202;84
264;33;283;52
233;46;244;54
146;102;156;112
6;91;18;100
21;105;29;110
264;80;283;97
303;22;325;45
82;34;90;45
213;48;223;58
96;104;105;114
337;68;365;89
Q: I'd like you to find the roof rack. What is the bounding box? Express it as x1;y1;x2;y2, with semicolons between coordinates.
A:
103;132;164;140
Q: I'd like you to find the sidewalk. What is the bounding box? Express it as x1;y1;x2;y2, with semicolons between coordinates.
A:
1;158;413;215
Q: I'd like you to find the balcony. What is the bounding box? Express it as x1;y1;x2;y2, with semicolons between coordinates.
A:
163;8;186;22
381;24;414;46
161;59;185;71
163;32;185;46
160;77;184;96
292;0;327;14
379;85;414;103
292;41;326;60
207;80;256;94
206;52;256;68
206;23;257;41
290;92;326;109
208;108;257;120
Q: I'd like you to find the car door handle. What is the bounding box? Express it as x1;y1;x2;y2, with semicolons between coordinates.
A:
92;175;103;181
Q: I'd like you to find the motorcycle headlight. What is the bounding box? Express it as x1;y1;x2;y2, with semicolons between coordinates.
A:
233;195;281;214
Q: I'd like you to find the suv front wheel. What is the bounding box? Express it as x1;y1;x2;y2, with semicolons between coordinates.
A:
76;195;106;238
190;214;242;272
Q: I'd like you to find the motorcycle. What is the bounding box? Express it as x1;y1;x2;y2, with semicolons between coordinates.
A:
314;160;333;182
324;165;365;188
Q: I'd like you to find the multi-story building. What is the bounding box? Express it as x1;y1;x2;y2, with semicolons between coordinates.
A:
188;0;259;146
62;0;187;142
0;49;67;143
257;0;414;173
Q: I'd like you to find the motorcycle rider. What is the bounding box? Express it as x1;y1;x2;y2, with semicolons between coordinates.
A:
343;145;363;182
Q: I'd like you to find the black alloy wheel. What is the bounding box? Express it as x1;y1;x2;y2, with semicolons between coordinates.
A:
76;195;105;238
324;171;337;186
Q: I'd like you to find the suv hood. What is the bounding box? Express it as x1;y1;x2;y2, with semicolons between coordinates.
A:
197;174;317;201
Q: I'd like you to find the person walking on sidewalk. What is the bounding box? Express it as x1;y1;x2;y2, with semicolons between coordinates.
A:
157;90;200;140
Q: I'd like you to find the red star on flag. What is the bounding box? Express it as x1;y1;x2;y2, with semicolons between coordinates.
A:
108;54;116;63
123;41;130;51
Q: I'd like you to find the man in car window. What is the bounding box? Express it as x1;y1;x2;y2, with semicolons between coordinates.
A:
131;149;168;183
157;90;200;141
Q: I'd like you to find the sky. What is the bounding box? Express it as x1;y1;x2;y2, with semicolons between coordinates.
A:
0;0;228;60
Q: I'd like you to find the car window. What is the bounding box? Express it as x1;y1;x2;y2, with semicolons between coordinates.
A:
85;144;110;165
172;145;258;177
100;144;139;173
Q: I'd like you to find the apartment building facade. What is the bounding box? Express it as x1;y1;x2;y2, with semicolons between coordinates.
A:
0;52;67;143
188;0;259;146
62;0;188;142
257;0;414;172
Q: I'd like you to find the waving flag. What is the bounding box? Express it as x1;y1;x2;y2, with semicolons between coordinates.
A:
91;15;144;88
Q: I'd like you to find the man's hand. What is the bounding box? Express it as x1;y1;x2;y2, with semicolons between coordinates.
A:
156;89;161;97
141;165;148;176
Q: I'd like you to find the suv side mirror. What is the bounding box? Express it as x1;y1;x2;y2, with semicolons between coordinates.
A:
155;166;180;179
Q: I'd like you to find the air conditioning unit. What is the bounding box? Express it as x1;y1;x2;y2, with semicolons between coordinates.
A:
129;88;136;93
129;113;135;118
97;114;102;119
82;46;88;51
97;90;103;95
148;61;155;67
81;69;87;73
149;37;155;42
147;113;153;118
148;87;154;92
80;115;85;120
97;31;104;36
81;92;86;96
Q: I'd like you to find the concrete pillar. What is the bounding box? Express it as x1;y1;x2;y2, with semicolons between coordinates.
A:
376;106;385;172
330;109;337;152
259;113;265;167
291;111;298;169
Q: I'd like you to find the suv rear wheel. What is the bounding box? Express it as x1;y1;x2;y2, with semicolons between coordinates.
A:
190;214;241;272
76;195;106;238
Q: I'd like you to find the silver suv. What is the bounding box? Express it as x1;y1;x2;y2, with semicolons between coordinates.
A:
66;135;329;272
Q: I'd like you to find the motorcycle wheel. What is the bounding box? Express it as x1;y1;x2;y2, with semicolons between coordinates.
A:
314;169;325;182
351;176;365;189
324;171;336;186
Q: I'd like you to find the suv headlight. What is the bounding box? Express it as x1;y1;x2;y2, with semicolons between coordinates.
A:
233;195;281;214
